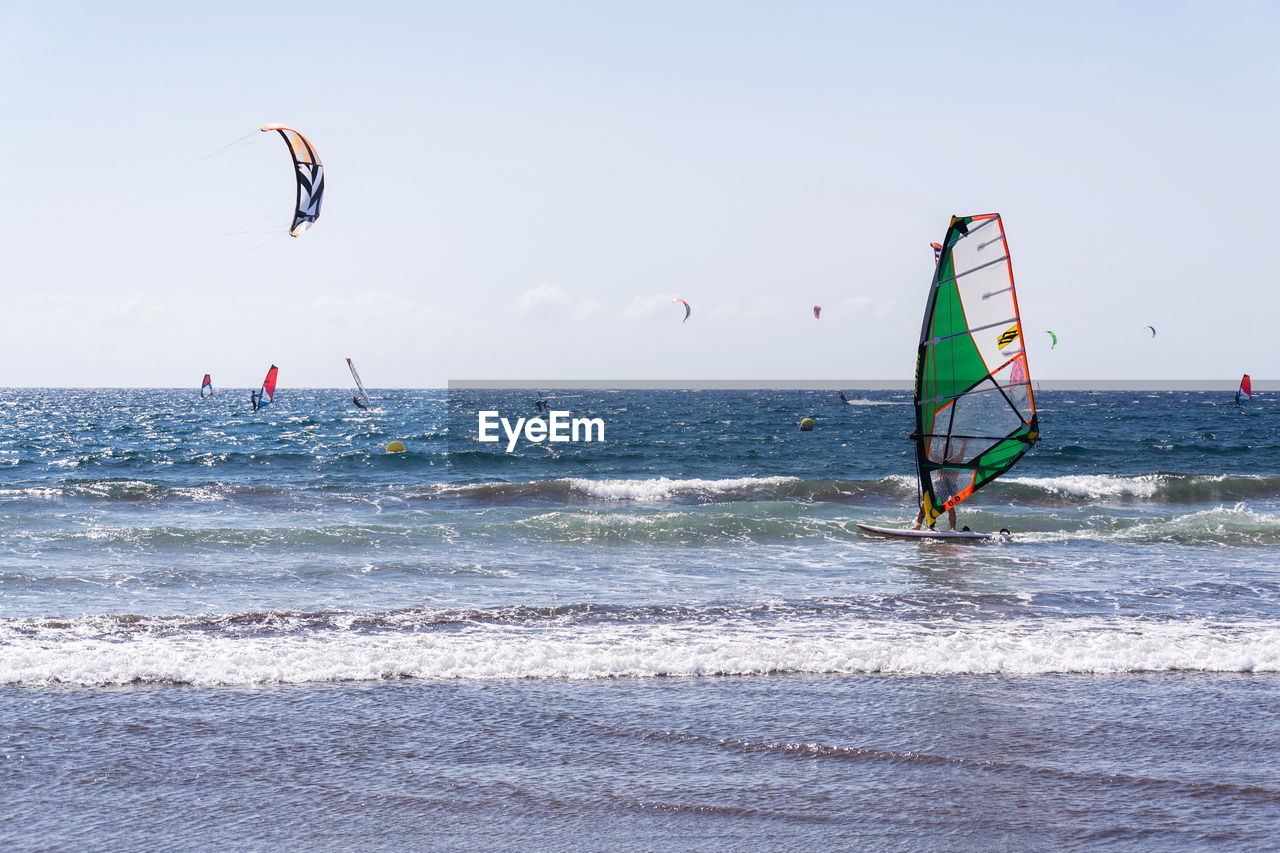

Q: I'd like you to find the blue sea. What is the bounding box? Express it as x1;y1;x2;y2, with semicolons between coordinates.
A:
2;388;1278;851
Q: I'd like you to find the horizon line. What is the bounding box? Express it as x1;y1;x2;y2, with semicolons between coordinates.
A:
0;380;1268;392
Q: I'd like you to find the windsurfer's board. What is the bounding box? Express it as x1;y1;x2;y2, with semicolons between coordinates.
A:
857;523;997;540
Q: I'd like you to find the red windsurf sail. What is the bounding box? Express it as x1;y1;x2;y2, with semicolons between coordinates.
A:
261;365;279;403
1239;374;1253;401
200;374;213;398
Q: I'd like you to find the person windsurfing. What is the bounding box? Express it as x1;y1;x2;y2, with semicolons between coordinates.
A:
353;395;369;410
838;391;848;404
911;504;957;532
1234;374;1252;408
250;390;261;411
910;437;968;532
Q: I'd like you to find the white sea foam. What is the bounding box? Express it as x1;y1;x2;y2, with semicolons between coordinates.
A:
565;476;800;501
3;617;1277;687
1003;474;1164;499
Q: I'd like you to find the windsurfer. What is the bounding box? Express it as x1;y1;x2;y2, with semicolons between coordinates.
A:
353;396;369;410
838;391;848;404
911;437;968;531
250;391;260;412
910;505;956;532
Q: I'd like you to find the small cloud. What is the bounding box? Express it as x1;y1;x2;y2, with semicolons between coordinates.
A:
720;296;797;320
516;285;570;314
570;298;602;321
623;293;679;320
836;296;896;319
10;291;166;328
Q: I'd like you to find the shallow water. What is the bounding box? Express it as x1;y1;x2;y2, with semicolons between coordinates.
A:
2;389;1277;849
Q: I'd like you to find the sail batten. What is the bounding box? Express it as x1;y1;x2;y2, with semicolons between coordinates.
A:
926;316;1019;346
913;213;1039;525
937;255;1012;285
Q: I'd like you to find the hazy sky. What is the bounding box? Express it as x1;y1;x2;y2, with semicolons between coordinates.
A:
1;1;1276;387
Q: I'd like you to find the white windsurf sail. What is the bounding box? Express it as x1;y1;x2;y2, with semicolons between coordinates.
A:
347;358;373;410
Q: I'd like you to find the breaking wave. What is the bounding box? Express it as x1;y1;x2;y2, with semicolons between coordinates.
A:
3;609;1278;687
1000;473;1280;505
6;473;1277;511
420;473;1280;508
416;476;914;505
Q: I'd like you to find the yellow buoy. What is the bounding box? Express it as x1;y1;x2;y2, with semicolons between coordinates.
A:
386;441;406;453
799;418;815;431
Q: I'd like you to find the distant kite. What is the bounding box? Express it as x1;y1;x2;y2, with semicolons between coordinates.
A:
931;242;943;265
261;123;324;237
1146;325;1157;338
1045;330;1058;349
813;306;822;319
673;297;691;323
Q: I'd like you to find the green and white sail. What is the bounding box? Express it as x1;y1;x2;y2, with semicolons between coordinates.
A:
914;214;1039;525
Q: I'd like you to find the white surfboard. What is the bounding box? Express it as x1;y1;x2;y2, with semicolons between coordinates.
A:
856;523;998;540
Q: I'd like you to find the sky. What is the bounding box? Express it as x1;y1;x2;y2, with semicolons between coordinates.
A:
0;0;1276;387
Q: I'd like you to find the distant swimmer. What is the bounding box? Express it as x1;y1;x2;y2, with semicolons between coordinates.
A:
353;395;369;410
799;417;815;431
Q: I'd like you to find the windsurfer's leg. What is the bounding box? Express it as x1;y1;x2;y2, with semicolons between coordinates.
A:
947;508;957;531
910;508;924;530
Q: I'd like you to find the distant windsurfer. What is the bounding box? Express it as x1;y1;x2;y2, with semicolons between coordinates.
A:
250;390;261;411
353;395;369;410
838;391;848;404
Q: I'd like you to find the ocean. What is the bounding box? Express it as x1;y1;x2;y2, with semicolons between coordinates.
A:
1;388;1278;851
